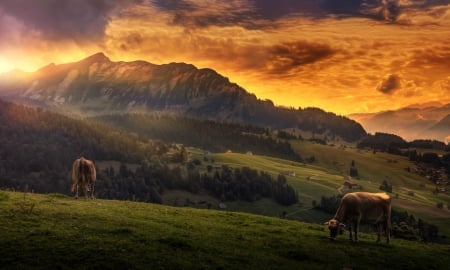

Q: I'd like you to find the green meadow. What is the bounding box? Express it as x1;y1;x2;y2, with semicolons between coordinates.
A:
0;191;449;270
186;141;450;236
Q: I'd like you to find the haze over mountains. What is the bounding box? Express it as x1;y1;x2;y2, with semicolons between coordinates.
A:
1;52;448;143
348;103;450;143
0;53;365;142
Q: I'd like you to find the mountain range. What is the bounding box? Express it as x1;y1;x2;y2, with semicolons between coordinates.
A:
348;103;450;143
0;52;365;142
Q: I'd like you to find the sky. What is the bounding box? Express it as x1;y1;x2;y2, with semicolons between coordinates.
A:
0;0;449;115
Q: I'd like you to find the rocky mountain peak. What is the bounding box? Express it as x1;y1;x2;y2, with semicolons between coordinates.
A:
0;53;367;142
81;52;111;64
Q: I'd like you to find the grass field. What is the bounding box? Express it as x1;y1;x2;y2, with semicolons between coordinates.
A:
81;144;450;238
1;191;449;270
291;140;450;234
186;143;450;237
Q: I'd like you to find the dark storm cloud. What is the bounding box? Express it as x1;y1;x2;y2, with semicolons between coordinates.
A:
252;0;325;19
264;41;337;75
250;1;391;21
269;0;449;22
234;40;337;77
327;0;450;22
0;0;447;44
178;37;338;77
151;0;260;29
151;0;450;29
170;9;256;29
0;0;140;41
377;74;402;94
151;0;327;29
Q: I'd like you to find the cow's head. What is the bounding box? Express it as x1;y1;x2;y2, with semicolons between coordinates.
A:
325;219;345;240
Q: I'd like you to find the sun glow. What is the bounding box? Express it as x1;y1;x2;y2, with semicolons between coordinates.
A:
0;57;14;74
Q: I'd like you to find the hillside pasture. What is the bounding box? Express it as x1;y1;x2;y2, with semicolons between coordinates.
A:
189;147;450;237
209;152;343;204
291;140;450;235
0;191;449;270
291;141;449;206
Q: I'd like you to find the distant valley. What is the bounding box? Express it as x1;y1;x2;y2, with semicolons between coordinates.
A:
348;103;450;143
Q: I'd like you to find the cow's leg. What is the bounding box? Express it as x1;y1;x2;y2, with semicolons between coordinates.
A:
376;223;381;243
90;181;95;199
354;221;359;242
75;184;79;199
84;184;89;199
385;221;390;244
348;224;353;241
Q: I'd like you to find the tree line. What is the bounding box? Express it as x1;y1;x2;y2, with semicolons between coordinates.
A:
357;132;449;153
97;162;298;206
94;113;302;162
357;132;450;176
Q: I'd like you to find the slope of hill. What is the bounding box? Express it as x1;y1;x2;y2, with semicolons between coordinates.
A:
1;98;447;235
93;113;302;162
0;99;181;198
1;191;449;270
0;99;303;207
203;148;450;236
348;103;450;142
0;53;366;142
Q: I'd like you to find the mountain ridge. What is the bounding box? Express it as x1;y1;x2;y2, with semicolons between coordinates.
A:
0;52;366;142
348;103;450;142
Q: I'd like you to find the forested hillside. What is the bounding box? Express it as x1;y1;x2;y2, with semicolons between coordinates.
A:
94;113;302;162
0;99;172;193
0;100;299;206
357;132;450;184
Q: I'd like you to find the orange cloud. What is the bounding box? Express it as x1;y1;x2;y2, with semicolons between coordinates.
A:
1;1;450;115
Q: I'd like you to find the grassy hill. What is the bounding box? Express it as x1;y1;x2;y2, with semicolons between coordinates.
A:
1;191;449;270
290;141;450;229
185;145;450;237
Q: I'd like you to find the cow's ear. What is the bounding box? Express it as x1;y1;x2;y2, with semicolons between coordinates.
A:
324;221;329;225
339;223;346;229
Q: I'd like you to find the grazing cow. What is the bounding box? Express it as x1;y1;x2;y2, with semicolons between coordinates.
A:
325;192;391;243
71;157;96;199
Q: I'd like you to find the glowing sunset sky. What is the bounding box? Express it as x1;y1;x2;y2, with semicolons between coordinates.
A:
0;0;449;114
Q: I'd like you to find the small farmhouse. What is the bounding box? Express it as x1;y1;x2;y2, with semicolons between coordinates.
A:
343;177;360;190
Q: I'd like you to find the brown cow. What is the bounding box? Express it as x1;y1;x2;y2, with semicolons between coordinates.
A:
325;192;391;243
71;157;96;199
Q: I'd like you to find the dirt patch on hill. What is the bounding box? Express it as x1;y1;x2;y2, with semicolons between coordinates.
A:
393;198;450;218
